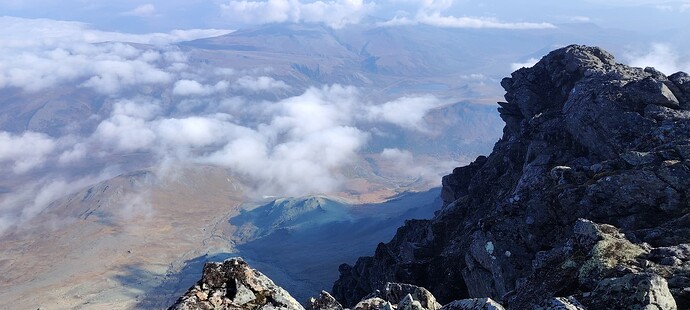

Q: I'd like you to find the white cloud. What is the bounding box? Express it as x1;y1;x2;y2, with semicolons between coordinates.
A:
93;99;162;152
95;114;157;152
379;0;555;29
367;95;444;131
155;116;235;148
626;43;690;74
172;79;230;96
234;76;289;92
0;36;182;93
117;191;154;221
399;15;557;29
203;85;368;196
0;16;232;48
58;143;87;164
123;4;157;17
655;4;674;11
0;131;56;174
220;0;375;28
566;16;591;22
510;57;540;71
379;148;463;185
0;171;117;235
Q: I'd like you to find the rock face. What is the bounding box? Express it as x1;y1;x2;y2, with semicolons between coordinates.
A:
169;257;305;310
332;45;690;309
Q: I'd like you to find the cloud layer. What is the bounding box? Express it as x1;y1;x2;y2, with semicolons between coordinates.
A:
625;43;690;75
220;0;556;29
0;16;496;235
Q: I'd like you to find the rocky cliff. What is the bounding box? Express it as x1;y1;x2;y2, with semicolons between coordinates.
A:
332;45;690;309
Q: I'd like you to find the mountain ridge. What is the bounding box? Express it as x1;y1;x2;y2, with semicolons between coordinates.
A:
329;44;690;309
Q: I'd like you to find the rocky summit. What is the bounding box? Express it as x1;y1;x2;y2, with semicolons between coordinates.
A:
332;44;690;309
173;44;690;309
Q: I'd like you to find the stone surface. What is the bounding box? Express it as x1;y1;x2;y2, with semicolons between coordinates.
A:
383;283;442;310
169;257;305;310
538;297;585;310
439;298;505;310
308;291;343;310
332;45;690;308
353;297;390;310
580;273;677;310
398;294;425;310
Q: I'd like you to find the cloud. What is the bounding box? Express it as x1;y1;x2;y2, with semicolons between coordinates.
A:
58;143;88;164
421;15;555;29
510;57;540;71
123;4;157;17
172;79;230;96
93;99;162;152
366;95;444;131
201;85;369;196
379;148;464;185
655;4;674;11
0;131;56;174
117;191;154;221
221;0;555;30
0;19;209;93
565;16;591;22
0;172;116;235
220;0;375;28
626;43;690;74
379;0;555;29
234;76;289;92
0;16;232;48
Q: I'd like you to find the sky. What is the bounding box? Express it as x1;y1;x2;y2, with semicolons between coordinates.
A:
1;0;688;33
1;0;690;234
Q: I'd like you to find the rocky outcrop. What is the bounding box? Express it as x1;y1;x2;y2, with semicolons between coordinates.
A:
169;257;304;310
332;45;690;309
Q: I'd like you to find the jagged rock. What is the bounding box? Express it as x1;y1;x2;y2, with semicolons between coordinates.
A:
333;45;690;308
169;257;305;310
308;291;343;310
383;283;441;310
580;273;677;310
537;297;585;310
439;298;504;310
398;294;425;310
353;297;391;310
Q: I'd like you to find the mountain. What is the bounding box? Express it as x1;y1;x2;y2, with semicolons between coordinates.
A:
0;165;246;309
229;189;442;303
0;162;441;309
331;45;690;309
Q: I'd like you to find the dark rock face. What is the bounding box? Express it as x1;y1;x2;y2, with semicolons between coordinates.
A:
332;45;690;309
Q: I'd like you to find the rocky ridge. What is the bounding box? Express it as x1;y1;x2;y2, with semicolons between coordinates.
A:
170;257;502;310
332;45;690;309
172;45;690;309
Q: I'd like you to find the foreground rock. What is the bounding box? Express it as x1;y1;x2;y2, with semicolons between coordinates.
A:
169;257;305;310
332;45;690;309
